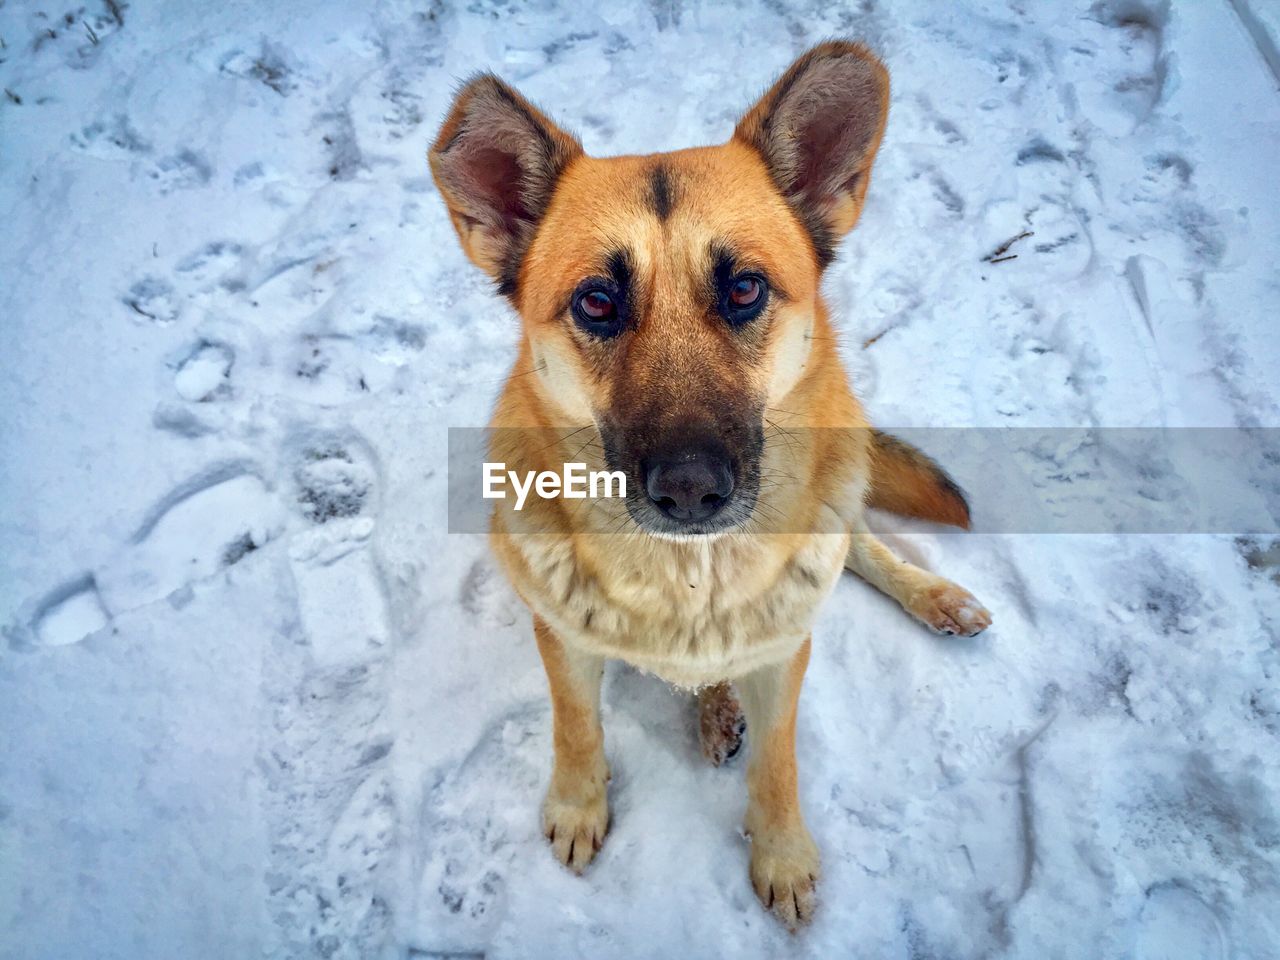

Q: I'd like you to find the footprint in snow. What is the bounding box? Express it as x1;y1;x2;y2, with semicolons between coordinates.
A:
459;557;521;630
1066;0;1169;136
1133;883;1226;960
416;705;547;942
6;464;283;649
286;435;390;665
123;277;180;325
96;462;285;613
175;240;246;287
70;113;152;158
287;314;429;404
147;150;213;194
4;574;111;651
171;340;234;402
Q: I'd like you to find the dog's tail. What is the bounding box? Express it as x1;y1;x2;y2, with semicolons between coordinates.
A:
865;430;971;529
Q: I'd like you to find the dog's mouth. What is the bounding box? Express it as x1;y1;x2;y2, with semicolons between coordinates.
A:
601;421;764;538
623;477;760;538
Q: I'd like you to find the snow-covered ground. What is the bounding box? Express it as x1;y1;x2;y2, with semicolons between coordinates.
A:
2;1;1279;957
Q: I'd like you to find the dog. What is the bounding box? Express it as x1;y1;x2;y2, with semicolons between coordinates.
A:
429;39;991;928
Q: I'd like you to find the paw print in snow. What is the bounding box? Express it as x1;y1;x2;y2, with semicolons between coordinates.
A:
294;444;375;524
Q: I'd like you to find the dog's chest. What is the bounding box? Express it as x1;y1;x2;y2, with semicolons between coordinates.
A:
497;526;849;686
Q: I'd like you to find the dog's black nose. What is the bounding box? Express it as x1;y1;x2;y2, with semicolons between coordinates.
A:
644;453;735;523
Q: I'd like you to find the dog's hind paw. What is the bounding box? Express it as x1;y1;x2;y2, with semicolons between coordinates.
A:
698;682;746;766
908;579;992;637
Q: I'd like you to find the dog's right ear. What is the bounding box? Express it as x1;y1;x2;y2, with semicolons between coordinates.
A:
429;74;583;296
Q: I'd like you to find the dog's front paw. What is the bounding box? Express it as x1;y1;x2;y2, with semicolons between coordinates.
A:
542;787;609;874
908;579;991;637
749;827;820;930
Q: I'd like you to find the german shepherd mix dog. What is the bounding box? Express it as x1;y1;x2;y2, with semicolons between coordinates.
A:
430;40;990;928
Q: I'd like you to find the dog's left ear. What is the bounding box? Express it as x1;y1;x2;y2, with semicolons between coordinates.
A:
735;40;890;267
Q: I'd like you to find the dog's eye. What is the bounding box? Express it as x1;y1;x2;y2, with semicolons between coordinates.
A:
729;277;763;308
721;273;768;325
577;290;616;321
571;284;626;337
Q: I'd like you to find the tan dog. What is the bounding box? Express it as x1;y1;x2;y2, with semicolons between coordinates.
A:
430;40;991;928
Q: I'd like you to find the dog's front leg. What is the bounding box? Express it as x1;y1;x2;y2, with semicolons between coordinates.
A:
845;519;992;636
534;616;609;873
738;638;819;929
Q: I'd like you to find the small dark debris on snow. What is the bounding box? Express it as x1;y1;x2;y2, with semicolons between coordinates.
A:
126;299;156;320
222;532;258;567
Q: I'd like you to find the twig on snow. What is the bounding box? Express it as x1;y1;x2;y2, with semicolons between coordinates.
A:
982;230;1033;263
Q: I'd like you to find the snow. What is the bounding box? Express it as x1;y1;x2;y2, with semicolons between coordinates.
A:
1;2;1278;958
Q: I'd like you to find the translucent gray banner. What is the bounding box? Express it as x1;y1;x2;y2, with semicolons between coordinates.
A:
447;427;1280;535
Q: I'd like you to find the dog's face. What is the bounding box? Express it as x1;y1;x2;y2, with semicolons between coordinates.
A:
432;42;889;535
516;144;818;536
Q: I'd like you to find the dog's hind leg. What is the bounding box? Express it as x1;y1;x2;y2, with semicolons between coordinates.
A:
845;519;991;636
697;682;746;766
738;638;819;929
534;616;610;874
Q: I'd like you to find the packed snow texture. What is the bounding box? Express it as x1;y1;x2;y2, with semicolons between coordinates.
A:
2;2;1279;958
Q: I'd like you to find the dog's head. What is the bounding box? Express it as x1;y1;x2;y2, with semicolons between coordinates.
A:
431;41;889;536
